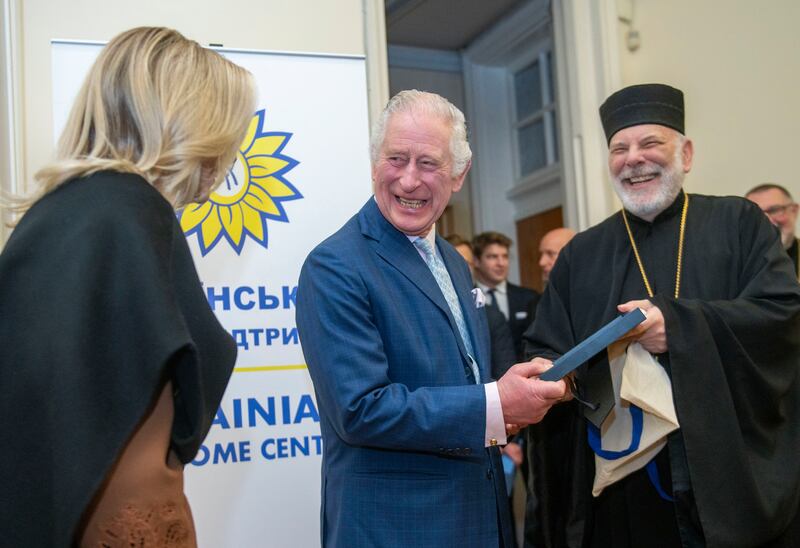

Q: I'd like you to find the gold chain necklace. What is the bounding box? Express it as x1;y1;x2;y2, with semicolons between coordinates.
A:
621;193;689;299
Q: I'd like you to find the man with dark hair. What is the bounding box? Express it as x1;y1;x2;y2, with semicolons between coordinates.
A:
445;233;517;378
472;231;540;361
746;183;799;277
526;83;800;547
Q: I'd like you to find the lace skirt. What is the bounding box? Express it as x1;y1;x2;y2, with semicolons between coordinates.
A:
78;382;197;548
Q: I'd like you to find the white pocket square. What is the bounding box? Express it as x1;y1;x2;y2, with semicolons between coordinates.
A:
472;288;486;308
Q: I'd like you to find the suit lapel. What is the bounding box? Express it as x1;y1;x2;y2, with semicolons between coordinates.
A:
358;199;470;362
507;283;520;318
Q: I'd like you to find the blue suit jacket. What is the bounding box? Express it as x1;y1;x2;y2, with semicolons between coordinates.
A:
297;199;513;547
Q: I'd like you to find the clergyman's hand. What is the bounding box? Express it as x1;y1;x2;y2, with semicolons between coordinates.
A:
496;359;566;426
618;300;667;354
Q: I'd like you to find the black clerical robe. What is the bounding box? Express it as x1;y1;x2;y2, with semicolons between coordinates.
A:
525;192;800;548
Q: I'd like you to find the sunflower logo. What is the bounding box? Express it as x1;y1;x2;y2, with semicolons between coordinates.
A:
180;109;302;256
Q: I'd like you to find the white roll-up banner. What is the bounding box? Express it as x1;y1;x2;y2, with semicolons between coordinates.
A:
52;40;373;547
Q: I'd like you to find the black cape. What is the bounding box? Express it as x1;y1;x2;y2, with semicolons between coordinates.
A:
525;192;800;547
0;172;236;546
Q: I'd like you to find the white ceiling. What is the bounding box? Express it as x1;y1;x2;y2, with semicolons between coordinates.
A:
385;0;528;50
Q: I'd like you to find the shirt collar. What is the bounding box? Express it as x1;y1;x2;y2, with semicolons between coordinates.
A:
477;279;507;294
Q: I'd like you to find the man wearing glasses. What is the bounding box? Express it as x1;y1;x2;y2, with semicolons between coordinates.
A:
746;183;799;277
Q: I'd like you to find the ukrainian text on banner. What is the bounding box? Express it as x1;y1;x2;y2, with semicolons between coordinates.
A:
52;41;372;547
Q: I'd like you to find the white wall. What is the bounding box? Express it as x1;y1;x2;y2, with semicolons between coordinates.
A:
1;1;24;241
614;0;800;200
553;0;620;230
0;7;10;184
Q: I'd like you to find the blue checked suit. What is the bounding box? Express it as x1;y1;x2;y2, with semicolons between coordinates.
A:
296;198;514;547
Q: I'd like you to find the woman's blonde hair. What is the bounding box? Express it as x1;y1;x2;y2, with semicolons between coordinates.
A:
21;26;256;212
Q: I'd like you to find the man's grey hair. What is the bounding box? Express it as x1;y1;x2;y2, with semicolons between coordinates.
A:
370;90;472;178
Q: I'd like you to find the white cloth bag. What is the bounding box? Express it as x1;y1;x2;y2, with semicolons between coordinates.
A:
592;342;680;497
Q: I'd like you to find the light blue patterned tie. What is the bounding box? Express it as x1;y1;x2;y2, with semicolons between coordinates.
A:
414;238;481;383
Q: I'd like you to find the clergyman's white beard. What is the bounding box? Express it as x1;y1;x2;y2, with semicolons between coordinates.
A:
613;149;685;220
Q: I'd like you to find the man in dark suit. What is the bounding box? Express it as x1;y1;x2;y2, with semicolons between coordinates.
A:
444;233;517;379
296;90;566;548
472;231;540;361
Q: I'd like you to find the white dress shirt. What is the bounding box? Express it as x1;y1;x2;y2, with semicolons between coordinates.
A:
476;279;509;320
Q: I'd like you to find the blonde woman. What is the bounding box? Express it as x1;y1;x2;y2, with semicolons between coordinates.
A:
0;27;256;547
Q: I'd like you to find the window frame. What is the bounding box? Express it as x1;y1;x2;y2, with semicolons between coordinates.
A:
509;41;559;183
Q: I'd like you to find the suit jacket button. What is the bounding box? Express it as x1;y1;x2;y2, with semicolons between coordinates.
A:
486;469;493;479
464;448;472;455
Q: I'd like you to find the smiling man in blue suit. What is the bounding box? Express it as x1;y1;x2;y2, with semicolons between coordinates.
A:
296;90;567;547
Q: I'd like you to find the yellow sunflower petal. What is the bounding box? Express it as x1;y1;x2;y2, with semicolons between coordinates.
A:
180;201;213;232
239;115;259;153
241;203;264;241
244;184;280;216
200;207;223;249
248;135;287;157
255;177;297;198
219;203;244;246
248;156;291;179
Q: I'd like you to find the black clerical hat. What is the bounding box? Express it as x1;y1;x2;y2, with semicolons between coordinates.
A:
599;83;684;143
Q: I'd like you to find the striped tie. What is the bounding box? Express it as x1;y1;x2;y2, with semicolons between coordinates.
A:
414;238;481;383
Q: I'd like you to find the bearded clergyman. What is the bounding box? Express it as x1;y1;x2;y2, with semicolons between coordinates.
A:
524;83;800;547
